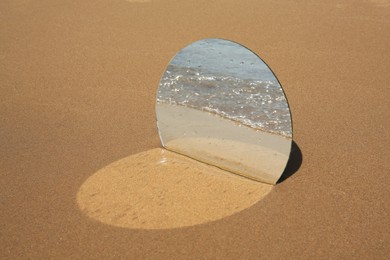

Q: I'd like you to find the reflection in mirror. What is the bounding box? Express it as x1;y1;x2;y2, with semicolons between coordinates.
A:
156;39;292;184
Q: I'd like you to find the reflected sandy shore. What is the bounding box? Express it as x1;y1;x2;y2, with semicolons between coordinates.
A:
157;104;291;184
77;148;272;230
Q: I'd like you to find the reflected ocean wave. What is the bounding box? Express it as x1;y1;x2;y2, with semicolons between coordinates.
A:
157;64;292;138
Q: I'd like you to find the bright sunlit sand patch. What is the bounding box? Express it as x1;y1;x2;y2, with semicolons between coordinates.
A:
77;148;272;230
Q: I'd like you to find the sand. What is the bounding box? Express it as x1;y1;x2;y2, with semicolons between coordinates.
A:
157;103;291;184
1;0;389;258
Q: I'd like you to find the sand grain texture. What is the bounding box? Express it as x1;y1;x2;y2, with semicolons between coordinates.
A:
1;0;389;258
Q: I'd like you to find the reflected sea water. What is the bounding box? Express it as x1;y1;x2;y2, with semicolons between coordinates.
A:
157;39;292;138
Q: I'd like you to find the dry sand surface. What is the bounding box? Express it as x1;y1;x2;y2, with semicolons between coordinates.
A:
1;0;389;258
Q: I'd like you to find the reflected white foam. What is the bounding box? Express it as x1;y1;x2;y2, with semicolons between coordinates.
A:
157;65;292;138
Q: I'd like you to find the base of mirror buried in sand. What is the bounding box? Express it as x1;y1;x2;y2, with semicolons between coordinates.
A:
157;103;291;184
77;148;272;230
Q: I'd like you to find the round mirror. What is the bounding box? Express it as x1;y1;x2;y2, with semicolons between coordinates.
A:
156;39;292;184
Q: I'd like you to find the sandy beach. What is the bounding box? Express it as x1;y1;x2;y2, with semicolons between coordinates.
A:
1;0;389;258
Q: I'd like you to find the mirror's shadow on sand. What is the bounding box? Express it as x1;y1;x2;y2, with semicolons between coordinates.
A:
77;144;301;230
278;141;302;183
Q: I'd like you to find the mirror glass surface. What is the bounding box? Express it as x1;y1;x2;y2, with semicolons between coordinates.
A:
156;39;292;184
